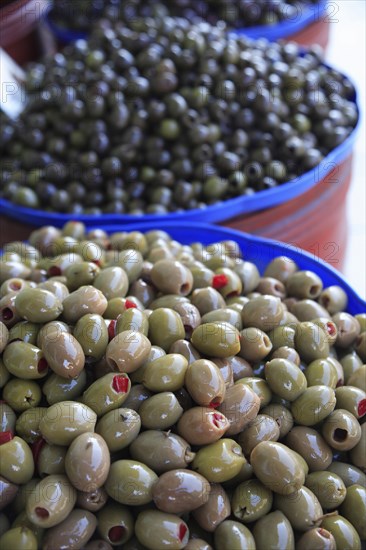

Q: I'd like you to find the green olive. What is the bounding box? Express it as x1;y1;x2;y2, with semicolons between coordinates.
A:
274;486;323;531
93;266;129;299
294;322;330;363
2;379;42;411
232;479;273;522
116;308;149;337
62;285;107;324
327;461;366;487
253;510;295;550
237;414;280;456
192;438;246;483
296;528;336;550
339;484;366;539
0;526;37;550
82;373;131;416
214;520;255;550
42;330;85;379
135;510;189;550
291;385;336;426
321;515;361;550
185;359;226;407
65;432;110;492
335;386;366;419
285;426;333;472
39;401;97;445
305;359;338;389
15;407;47;444
37;443;67;477
3;341;48;379
148;308;186;351
218;382;260;435
192;483;230;532
152;469;211;514
238;327;273;362
15;287;63;323
142;353;188;392
104;460;157;506
42;508;97;550
73;314;108;361
97;502;134;546
0;402;16;433
139;391;183;430
265;358;307;401
26;474;77;528
305;471;347;509
96;408;141;452
42;370;87;405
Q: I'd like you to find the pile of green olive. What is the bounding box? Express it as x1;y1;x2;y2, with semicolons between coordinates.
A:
0;221;365;549
0;15;358;215
49;0;322;32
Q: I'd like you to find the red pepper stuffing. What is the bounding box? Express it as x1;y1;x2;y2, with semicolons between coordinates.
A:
209;399;221;409
35;507;49;519
37;358;48;373
212;274;228;289
178;523;188;542
0;431;13;445
108;320;117;341
112;375;129;394
48;266;62;277
125;300;137;309
32;437;46;471
212;412;224;428
108;526;125;543
358;399;366;418
326;322;337;336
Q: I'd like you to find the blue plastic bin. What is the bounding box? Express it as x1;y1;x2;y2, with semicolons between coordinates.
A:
98;222;365;313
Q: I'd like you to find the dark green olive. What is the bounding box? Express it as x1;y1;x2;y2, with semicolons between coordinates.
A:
26;474;77;528
0;475;19;511
192;483;230;532
0;526;38;550
291;385;336;426
218;382;260;435
104;460;157;505
262;403;294;438
37;443;67;477
305;471;347;509
42;508;97;550
42;370;87;405
294;322;330;363
237;414;280;456
139;391;183;430
285;426;333;472
296;528;336;550
135;510;189;550
214;520;255;550
274;486;323;531
15;407;47;444
0;322;9;352
82;373;131;416
0;402;16;433
327;461;366;487
321;515;361;550
232;479;272;522
339;484;366;539
253;510;295;550
241;295;283;331
97;502;134;546
152;469;211;514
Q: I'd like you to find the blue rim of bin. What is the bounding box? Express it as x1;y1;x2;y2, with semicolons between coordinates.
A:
0;87;360;228
44;11;88;43
230;0;328;41
98;222;366;313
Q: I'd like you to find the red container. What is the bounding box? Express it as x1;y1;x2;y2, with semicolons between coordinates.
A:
221;154;353;271
0;0;49;65
286;15;330;50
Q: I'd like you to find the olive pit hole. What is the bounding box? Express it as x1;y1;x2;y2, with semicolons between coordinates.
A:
9;281;22;290
309;284;320;297
35;507;49;519
179;283;190;294
108;526;126;543
1;307;13;321
37;358;48;373
333;428;348;442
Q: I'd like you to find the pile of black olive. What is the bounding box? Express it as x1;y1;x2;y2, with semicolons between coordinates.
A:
49;0;323;32
0;16;358;215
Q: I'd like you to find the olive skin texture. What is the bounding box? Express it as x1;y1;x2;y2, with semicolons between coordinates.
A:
135;510;189;550
148;308;186;351
0;435;34;484
169;339;201;364
250;441;305;495
348;365;366;391
93;266;129;300
192;483;231;532
177;407;230;445
252;510;295;550
142;353;188;392
96;408;141;452
322;409;361;451
238;327;273;362
305;471;347;509
321;515;361;550
73;314;108;362
265;358;307;401
0;402;16;433
153;469;211;514
262;403;294;438
139;391;183;430
0;526;38;550
274;486;323;531
97;502;134;546
285;426;333;471
81;373;131;416
62;286;108;324
0;322;9;353
333;312;361;348
130;430;195;473
191;321;240;358
122;384;152;412
104;460;157;505
39;401;97;445
184;539;212;550
2;378;42;411
305;359;338;389
65;432;110;492
237;414;280;456
116;308;149;337
4;336;44;380
291;385;336;426
335;386;366;419
151;260;194;296
0;476;18;511
327;461;366;487
294;322;330;363
26;474;77;528
76;487;108;513
15;287;63;323
15;407;47;444
296;528;336;550
218;382;261;436
42;509;97;550
106;330;151;373
185;359;226;407
191;288;226;316
42;370;87;405
264;256;298;284
214;520;256;550
37;443;67;477
290;300;330;323
238;377;272;408
286;270;323;299
350;422;366;471
232;479;273;523
339;484;366;539
241;295;283;331
42;330;85;379
192;439;246;483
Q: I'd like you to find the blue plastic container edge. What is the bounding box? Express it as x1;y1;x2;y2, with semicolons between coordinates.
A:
0;94;360;228
93;222;365;313
231;0;328;41
44;12;88;42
